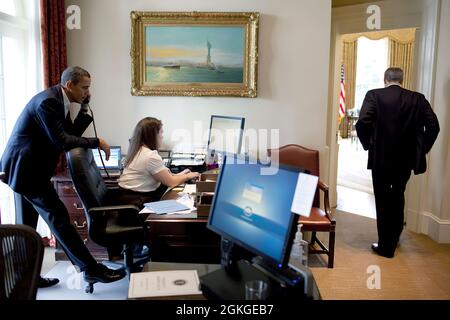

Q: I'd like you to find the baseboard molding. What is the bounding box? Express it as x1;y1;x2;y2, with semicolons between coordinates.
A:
406;210;450;243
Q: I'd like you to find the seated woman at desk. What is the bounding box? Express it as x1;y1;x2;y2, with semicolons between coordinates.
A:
118;117;200;208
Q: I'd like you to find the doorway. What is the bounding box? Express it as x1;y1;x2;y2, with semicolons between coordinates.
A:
335;29;415;219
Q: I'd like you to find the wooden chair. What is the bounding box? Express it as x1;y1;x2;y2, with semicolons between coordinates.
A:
268;144;336;268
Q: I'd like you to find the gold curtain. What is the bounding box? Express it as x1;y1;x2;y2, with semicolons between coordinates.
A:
340;40;357;138
341;29;416;43
388;39;414;90
342;40;357;111
342;28;416;91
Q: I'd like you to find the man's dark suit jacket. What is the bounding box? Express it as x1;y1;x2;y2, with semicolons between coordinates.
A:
0;85;99;196
356;84;440;175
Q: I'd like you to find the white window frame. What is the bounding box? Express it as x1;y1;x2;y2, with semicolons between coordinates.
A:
0;0;42;224
354;36;389;113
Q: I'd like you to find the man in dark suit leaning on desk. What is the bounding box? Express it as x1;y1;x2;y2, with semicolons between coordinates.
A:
0;66;125;288
356;67;440;258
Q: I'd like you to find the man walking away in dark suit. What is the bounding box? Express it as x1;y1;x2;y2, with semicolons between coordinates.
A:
356;67;440;258
0;66;126;287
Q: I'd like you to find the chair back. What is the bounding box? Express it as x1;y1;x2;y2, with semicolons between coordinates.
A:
268;144;320;208
0;224;44;300
66;147;108;211
66;147;112;243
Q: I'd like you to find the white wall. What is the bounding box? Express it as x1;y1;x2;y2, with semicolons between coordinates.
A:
330;0;450;242
65;0;331;174
425;0;450;242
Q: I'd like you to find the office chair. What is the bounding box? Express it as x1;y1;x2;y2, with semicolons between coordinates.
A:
66;147;150;293
0;224;44;300
268;144;336;268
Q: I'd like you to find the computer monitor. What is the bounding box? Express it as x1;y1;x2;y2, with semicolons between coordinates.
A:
92;146;121;170
207;156;303;268
207;115;245;156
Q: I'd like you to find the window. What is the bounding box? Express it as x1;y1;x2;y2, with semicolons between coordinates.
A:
0;0;17;16
354;37;388;112
0;0;42;224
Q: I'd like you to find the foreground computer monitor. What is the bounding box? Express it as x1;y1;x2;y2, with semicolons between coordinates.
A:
207;115;245;156
92;146;121;170
207;155;302;268
202;156;316;299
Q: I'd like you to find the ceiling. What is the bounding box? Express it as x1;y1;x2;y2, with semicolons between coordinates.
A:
332;0;382;8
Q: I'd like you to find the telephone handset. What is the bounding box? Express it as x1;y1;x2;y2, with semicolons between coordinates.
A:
82;94;91;105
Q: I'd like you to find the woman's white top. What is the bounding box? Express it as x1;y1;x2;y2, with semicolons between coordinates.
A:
118;146;167;192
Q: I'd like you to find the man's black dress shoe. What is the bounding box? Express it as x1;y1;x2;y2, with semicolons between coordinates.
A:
84;263;126;284
371;243;394;258
38;276;59;288
84;263;126;294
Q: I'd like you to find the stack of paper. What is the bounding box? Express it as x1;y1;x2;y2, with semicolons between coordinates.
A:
143;200;189;214
128;270;202;299
140;193;196;216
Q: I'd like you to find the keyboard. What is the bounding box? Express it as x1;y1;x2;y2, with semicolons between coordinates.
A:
100;170;121;177
171;159;205;166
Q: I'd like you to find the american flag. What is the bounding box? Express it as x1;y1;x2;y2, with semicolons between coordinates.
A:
339;64;346;121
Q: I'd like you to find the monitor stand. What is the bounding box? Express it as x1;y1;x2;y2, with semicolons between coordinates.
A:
200;259;271;300
199;258;308;300
251;256;313;298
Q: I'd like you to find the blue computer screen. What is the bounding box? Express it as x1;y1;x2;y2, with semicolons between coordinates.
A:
208;159;301;264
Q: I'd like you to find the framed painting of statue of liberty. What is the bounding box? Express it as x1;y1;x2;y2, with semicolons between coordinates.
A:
131;12;259;97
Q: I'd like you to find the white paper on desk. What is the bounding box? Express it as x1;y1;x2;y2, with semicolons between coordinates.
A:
291;173;319;217
128;270;202;298
139;207;155;214
183;184;197;195
139;193;196;215
139;206;195;216
175;193;195;210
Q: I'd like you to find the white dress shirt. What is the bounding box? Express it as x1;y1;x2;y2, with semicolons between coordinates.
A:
61;86;71;120
118;146;168;192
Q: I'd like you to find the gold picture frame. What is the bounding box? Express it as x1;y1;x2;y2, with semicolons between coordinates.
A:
130;11;259;97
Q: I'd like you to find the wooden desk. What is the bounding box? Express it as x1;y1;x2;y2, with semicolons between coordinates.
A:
51;175;119;261
145;187;221;264
139;261;322;300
